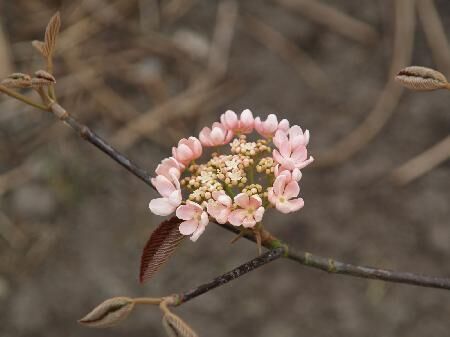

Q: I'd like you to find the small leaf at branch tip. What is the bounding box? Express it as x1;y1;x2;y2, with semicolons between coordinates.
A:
395;66;448;91
162;312;199;337
42;12;61;57
78;297;135;328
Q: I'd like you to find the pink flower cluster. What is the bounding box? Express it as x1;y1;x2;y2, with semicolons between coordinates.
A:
149;109;313;241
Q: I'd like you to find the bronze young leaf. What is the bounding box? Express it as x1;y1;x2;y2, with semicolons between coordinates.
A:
42;12;61;58
140;216;185;282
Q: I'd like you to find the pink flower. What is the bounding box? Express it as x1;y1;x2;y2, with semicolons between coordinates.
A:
272;127;314;171
268;175;304;214
176;201;209;242
207;191;232;224
149;175;182;216
228;193;265;228
155;157;183;181
274;165;302;182
199;122;234;147
220;109;254;134
172;137;202;166
254;114;289;138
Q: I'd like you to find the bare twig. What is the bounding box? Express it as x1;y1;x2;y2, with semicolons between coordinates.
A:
274;0;379;45
48;102;153;187
208;0;239;78
417;0;450;76
111;77;242;150
174;248;285;305
391;135;450;185
217;223;450;291
315;0;415;167
3;97;447;291
241;14;328;91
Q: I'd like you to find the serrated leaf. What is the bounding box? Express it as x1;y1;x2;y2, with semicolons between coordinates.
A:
78;297;134;328
42;12;61;57
162;312;199;337
140;216;185;283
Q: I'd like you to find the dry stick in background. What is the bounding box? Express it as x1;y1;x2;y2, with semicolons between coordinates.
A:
112;0;240;150
208;0;239;78
241;14;329;91
161;0;200;25
391;135;450;186
417;0;450;77
315;0;415;167
274;0;379;45
0;20;13;79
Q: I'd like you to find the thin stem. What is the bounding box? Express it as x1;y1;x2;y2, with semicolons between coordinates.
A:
0;85;50;111
216;222;450;291
174;247;285;306
6;97;450;292
49;102;154;189
132;297;163;305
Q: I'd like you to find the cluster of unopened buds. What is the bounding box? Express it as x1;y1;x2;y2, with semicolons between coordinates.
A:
149;109;313;242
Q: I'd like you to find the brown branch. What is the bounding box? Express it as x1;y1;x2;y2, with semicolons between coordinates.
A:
217;223;450;291
48;102;154;188
3;96;450;292
174;247;285;306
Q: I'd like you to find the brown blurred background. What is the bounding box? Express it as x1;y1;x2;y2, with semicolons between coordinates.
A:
1;0;450;336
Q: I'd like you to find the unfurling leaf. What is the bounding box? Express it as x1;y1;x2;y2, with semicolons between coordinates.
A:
78;297;135;328
395;66;449;91
162;312;199;337
42;12;61;57
1;73;32;88
140;216;185;283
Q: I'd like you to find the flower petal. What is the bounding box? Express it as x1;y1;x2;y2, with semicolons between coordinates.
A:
190;223;206;242
234;193;249;208
179;219;198;235
176;204;196;220
228;209;247;226
149;198;176;216
284;180;300;199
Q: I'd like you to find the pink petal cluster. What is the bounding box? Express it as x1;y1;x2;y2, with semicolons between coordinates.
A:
176;201;209;242
268;174;304;213
149;175;182;216
172;137;202;166
207;191;232;224
228;193;265;228
220;109;254;134
272;125;314;171
254;114;289;138
148;108;314;241
199;122;234;147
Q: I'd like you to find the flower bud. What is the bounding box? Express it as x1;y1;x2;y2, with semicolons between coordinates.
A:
395;66;449;91
78;297;135;328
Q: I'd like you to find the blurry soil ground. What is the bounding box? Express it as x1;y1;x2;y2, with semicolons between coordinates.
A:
0;1;450;337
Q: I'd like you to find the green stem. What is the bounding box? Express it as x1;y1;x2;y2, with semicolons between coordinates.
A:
0;85;49;111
